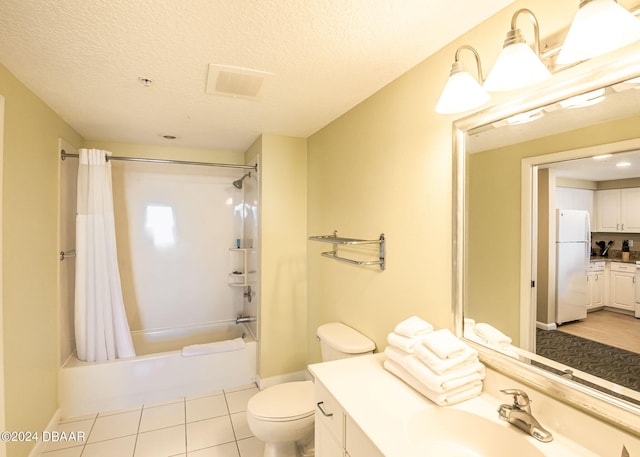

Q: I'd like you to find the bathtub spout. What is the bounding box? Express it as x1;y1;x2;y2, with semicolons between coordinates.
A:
236;316;256;324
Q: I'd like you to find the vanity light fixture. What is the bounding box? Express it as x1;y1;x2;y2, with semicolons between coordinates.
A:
483;9;551;92
435;45;490;114
557;0;640;65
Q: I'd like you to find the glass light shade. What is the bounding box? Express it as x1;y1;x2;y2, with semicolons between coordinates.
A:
435;69;490;114
557;0;640;65
484;42;551;92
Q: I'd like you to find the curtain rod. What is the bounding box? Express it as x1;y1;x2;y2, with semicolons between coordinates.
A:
60;150;257;171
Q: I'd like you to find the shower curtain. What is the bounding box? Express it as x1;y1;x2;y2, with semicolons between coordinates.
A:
75;148;135;362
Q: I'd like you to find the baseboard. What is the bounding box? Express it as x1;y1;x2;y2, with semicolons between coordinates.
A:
255;369;313;390
28;408;61;457
536;321;557;331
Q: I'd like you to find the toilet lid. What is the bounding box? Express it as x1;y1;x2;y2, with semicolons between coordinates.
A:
248;381;314;421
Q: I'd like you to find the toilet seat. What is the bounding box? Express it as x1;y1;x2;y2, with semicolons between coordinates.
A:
248;380;314;422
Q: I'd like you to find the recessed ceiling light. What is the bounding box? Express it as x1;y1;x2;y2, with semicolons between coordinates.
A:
559;88;606;109
505;108;544;125
616;161;632;168
592;154;612;160
138;77;153;87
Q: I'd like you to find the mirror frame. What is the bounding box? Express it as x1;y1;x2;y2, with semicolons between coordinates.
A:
452;42;640;435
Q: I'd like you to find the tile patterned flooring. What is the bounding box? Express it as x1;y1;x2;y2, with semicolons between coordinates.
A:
39;384;265;457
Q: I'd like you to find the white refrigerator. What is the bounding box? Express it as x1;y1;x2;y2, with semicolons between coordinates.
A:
555;209;590;324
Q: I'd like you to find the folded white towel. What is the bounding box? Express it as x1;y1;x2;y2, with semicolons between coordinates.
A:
422;329;467;359
394;316;434;338
405;356;485;393
473;323;512;347
385;347;485;393
387;332;421;353
383;360;483;406
384;345;412;365
414;344;478;375
182;337;245;357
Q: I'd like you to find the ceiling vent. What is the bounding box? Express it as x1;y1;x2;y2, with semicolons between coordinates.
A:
206;64;274;100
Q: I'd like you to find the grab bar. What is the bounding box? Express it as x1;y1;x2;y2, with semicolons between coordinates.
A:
59;250;76;261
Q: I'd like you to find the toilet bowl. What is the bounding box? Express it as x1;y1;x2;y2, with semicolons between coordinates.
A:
246;322;375;457
246;381;315;457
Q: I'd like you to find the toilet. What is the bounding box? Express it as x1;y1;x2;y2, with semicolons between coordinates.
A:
246;322;375;457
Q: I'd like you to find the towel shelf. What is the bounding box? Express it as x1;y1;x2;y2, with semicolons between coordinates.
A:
309;231;385;270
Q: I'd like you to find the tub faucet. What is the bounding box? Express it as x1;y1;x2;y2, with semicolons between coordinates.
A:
498;389;553;443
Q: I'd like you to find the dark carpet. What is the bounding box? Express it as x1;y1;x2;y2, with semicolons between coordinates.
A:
535;328;640;404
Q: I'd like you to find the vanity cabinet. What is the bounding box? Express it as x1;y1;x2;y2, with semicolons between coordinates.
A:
596;188;640;232
315;380;344;457
609;262;636;311
314;380;384;457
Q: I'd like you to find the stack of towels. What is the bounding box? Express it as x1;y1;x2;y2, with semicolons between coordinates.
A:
383;316;485;406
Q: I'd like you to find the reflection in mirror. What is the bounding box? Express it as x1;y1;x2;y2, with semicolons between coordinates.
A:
455;48;640;433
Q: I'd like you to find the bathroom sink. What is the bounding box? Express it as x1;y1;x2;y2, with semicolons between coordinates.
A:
407;408;546;457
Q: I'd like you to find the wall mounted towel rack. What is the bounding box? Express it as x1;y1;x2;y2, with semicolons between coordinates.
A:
308;230;385;270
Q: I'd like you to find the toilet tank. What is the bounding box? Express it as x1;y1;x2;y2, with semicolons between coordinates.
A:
316;322;375;361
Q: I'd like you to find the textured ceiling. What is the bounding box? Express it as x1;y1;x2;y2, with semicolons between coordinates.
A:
0;0;517;151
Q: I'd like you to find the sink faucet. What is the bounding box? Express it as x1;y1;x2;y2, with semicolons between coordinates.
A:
498;389;553;443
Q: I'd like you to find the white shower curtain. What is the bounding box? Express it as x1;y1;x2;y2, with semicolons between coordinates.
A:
75;148;135;362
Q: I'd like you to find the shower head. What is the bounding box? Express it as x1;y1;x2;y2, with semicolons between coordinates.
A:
233;172;251;189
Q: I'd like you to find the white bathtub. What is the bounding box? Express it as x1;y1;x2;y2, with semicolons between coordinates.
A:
59;321;257;418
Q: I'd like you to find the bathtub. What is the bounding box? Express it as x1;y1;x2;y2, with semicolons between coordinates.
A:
59;321;257;418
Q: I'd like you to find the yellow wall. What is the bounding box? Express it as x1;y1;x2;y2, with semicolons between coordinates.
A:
247;134;308;379
1;64;83;457
305;0;588;361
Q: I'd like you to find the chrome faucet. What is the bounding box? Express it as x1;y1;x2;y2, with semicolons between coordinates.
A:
498;389;553;443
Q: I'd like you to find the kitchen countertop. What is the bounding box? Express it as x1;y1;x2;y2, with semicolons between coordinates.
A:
590;255;639;264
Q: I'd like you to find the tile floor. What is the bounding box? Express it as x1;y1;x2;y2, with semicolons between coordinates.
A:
39;384;265;457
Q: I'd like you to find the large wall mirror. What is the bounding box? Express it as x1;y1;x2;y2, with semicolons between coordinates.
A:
453;43;640;434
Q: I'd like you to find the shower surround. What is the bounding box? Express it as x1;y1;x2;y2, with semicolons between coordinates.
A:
58;152;259;414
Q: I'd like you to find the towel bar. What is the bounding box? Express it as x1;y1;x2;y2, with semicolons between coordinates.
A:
309;231;385;270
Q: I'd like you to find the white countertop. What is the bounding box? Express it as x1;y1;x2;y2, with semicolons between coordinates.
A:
308;353;639;457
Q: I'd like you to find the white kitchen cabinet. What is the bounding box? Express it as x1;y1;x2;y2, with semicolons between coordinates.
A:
596;189;620;231
595;188;640;232
315;380;384;457
620;187;640;231
555;187;595;224
609;262;636;311
587;271;606;309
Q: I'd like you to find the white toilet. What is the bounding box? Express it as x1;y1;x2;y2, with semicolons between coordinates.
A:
246;322;375;457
